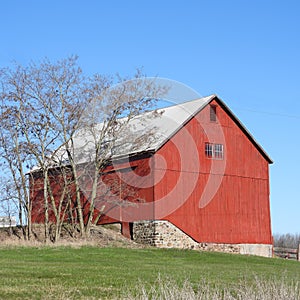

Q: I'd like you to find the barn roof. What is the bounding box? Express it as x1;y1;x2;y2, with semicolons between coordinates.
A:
122;94;215;153
213;96;273;164
68;94;272;165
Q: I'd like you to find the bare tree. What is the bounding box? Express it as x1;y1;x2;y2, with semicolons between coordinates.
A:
72;72;167;237
0;177;19;235
273;233;300;248
0;57;167;241
0;57;85;241
0;85;33;239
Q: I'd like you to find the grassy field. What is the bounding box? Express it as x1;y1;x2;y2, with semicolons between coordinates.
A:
0;246;299;299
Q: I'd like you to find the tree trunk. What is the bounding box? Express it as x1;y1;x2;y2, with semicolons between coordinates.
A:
43;171;49;243
69;158;85;237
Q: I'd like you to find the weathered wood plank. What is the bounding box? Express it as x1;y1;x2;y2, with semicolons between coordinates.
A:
274;246;299;261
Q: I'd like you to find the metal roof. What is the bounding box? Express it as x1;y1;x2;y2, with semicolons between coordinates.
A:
59;94;272;165
127;94;215;152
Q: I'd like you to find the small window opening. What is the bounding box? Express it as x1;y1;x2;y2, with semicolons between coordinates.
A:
210;105;217;122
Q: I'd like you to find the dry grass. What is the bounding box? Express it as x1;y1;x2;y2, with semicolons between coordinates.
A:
124;276;300;300
0;224;143;249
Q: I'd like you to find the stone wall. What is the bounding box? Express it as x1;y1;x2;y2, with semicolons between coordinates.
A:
132;220;272;257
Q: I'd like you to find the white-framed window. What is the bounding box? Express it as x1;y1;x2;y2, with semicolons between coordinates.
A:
205;143;214;158
205;143;224;159
214;144;224;159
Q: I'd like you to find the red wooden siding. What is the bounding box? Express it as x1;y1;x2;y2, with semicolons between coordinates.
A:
30;155;154;226
153;99;272;244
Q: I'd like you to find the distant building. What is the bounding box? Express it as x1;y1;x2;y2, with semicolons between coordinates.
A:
0;216;17;228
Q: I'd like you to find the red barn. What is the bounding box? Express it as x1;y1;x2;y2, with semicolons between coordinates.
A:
31;95;273;256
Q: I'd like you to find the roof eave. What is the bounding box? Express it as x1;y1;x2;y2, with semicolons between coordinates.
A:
153;94;216;152
212;95;273;164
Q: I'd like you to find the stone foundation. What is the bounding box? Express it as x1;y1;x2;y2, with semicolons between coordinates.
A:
132;220;272;257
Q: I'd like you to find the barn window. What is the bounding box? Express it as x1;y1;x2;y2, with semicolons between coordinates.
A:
205;143;224;159
205;143;213;158
210;105;217;122
214;144;224;159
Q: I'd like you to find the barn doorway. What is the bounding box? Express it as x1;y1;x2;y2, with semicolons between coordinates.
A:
121;222;134;240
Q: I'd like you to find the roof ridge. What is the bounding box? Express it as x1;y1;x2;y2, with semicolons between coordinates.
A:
153;94;216;111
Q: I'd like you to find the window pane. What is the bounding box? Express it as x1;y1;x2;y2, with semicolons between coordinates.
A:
205;143;213;157
214;144;223;159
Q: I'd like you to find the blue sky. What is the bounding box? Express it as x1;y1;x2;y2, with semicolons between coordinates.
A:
1;0;299;234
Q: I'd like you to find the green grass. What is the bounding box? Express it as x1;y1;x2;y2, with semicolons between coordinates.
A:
0;246;299;299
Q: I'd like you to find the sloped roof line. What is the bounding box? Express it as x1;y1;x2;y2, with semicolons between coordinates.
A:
66;94;272;165
102;94;215;159
129;94;273;164
213;96;273;164
151;94;215;152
